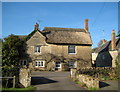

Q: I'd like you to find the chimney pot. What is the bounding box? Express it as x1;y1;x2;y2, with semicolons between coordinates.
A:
84;19;89;32
102;39;107;44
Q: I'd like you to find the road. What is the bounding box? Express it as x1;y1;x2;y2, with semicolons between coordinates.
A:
99;80;119;90
31;71;86;90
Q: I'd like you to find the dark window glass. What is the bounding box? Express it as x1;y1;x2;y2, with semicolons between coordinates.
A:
36;62;37;66
23;60;27;65
68;45;76;53
38;62;40;66
41;61;43;66
69;61;75;68
35;46;41;53
56;62;60;67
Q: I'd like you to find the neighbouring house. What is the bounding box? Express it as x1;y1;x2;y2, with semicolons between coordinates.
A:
92;30;120;67
20;19;92;71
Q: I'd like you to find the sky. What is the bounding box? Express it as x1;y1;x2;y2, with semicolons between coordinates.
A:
2;2;119;48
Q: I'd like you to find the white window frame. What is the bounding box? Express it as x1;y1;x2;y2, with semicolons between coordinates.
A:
68;45;76;54
34;45;41;53
68;61;77;68
55;62;61;68
35;60;45;67
21;59;27;66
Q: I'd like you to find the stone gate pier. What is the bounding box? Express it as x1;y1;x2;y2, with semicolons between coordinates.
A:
19;68;31;87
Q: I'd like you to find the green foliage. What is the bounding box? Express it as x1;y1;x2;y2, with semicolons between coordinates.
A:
78;67;118;80
2;86;36;91
74;79;80;84
74;79;87;88
25;30;37;41
116;30;120;37
2;34;27;77
92;47;98;53
115;55;120;69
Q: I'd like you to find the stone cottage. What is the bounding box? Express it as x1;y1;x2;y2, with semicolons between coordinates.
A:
92;30;120;67
20;19;92;71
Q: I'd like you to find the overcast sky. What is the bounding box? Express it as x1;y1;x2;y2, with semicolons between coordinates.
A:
2;2;118;48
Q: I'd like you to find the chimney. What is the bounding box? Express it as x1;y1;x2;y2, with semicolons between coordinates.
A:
111;30;116;50
102;39;107;44
84;19;89;32
34;23;39;30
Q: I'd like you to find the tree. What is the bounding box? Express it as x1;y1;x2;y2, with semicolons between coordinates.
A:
116;30;120;38
2;34;27;77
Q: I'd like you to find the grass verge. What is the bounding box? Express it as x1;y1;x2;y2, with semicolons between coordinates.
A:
88;87;100;90
74;79;87;88
2;86;36;91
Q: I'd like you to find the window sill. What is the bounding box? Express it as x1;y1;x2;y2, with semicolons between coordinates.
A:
55;67;61;68
35;66;45;68
34;52;41;54
68;53;77;54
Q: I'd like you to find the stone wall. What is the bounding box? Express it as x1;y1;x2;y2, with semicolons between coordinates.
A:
19;68;31;87
109;51;118;67
77;74;99;88
77;67;118;80
70;69;99;88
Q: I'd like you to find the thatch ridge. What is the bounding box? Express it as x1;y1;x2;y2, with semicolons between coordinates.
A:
42;27;92;45
43;27;86;32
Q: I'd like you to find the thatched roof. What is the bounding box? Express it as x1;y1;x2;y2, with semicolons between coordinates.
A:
42;27;92;45
94;38;120;53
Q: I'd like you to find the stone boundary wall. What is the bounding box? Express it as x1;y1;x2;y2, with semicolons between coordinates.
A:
70;68;99;88
78;67;115;70
77;67;118;79
19;68;31;87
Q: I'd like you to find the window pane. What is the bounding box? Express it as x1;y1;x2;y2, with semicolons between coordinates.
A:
24;60;26;65
36;46;40;52
35;61;45;67
38;62;41;66
36;62;38;66
56;62;60;67
69;61;74;68
68;45;75;53
41;61;43;66
35;46;41;53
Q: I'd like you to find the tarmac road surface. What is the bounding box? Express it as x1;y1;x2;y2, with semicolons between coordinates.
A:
31;71;86;90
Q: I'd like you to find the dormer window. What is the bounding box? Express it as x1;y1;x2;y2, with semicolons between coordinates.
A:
68;45;76;54
35;45;41;53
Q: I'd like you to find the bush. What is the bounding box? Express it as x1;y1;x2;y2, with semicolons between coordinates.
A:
77;67;118;80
